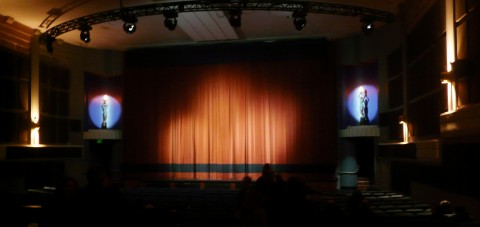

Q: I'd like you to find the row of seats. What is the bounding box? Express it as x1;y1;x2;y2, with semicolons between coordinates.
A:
120;188;439;226
120;188;240;227
307;189;479;226
2;185;477;227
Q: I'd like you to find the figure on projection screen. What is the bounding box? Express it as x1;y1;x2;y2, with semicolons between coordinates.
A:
358;86;369;125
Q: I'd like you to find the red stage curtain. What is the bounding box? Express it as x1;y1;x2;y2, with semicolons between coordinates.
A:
123;59;337;180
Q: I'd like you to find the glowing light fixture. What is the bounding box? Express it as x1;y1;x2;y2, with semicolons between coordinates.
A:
30;115;40;146
30;127;40;147
442;1;458;113
123;16;138;34
361;18;374;35
446;0;455;72
30;103;39;129
399;115;409;144
30;47;40;146
441;78;457;113
32;115;39;124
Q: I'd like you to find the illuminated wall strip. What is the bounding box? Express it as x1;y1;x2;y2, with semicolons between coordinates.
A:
450;81;457;111
447;81;453;111
446;0;455;72
30;127;40;147
30;32;40;146
442;80;457;113
399;120;409;144
443;0;457;112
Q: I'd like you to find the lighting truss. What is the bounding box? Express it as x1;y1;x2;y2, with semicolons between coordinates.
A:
39;0;395;42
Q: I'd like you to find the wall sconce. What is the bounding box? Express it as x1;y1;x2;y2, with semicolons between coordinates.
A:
30;116;40;147
440;71;457;113
399;115;409;144
30;112;41;146
30;126;40;147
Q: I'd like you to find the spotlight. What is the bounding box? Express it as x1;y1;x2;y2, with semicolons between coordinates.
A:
229;9;242;27
164;10;178;31
80;30;91;43
123;16;138;34
361;18;374;35
78;22;92;43
292;11;307;31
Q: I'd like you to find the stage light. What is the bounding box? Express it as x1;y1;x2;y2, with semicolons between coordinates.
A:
79;22;92;43
80;30;90;43
292;11;307;31
293;17;307;31
123;16;138;34
164;10;178;31
361;18;374;35
229;9;242;27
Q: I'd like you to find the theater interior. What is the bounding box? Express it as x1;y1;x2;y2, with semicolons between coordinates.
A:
1;0;480;226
